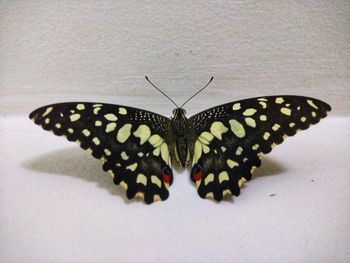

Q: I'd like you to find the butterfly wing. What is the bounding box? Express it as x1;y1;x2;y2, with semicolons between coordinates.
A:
188;96;331;201
29;102;173;204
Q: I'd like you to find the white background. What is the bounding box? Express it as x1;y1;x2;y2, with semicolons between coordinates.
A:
1;1;349;262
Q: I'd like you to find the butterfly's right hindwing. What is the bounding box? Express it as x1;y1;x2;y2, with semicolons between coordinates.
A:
30;102;173;204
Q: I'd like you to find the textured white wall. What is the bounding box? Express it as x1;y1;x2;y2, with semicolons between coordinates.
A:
0;1;349;116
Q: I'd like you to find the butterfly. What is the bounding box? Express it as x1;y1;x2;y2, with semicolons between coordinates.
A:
29;77;331;204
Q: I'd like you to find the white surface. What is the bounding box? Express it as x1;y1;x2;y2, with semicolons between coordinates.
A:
1;116;350;263
1;1;350;262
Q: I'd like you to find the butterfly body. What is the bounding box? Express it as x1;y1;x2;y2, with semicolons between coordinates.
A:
30;95;331;204
169;108;196;167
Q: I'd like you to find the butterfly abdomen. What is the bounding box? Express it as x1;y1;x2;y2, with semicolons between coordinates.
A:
171;108;196;167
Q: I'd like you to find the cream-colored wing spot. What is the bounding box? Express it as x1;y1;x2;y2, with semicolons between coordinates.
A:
206;192;214;199
272;123;280;131
120;181;128;190
93;107;101;115
104;149;111;156
76;104;85;110
245;117;256;128
193;140;202;164
107;169;114;177
204;173;214;185
218;171;229;183
86;148;93;154
280;107;291;116
229;119;246;138
243;108;257;116
148;134;163;148
153;147;161;156
121;151;129;160
275;97;284;104
153;195;161;202
252;144;259;150
95;120;102;126
104;113;118;121
301;116;307;122
135;192;144;200
151;175;162;188
223;189;232;197
42;107;53;117
70;113;81;122
136;174;147;186
235;146;243;155
238;177;247;187
68;128;74;133
126;163;138;172
263;132;270;140
133;125;151;145
210;121;228;140
232;103;241;110
202;144;210;154
82;129;90;137
312;111;316;118
147;134;170;164
55;123;61;129
198;132;214;145
227;159;238;168
258;98;268;101
105;122;117;133
160;143;169;164
92;137;100;145
289;122;295;128
260;115;267;121
119;107;127;115
251;166;257;174
307;99;319;109
45;118;50;124
117;123;132;143
259;101;267;109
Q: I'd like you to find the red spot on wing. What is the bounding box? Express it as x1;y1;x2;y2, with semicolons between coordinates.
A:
193;170;203;181
162;172;171;184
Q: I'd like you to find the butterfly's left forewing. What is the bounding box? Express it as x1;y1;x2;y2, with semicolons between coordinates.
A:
30;102;173;204
189;96;331;201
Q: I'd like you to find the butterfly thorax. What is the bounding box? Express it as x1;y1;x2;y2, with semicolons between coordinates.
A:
170;108;195;167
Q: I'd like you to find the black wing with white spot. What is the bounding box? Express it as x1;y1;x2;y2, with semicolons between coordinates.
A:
29;102;173;204
189;96;331;201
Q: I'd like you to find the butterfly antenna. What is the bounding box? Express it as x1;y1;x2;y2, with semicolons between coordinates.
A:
145;76;179;108
180;76;214;108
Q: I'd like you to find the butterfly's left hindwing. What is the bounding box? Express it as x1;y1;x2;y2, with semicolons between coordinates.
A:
189;96;331;201
30;102;173;204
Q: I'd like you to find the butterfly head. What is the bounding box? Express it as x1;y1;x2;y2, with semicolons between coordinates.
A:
172;108;187;119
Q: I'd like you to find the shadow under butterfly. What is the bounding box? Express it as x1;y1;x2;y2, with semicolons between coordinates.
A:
23;147;285;204
29;77;331;204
